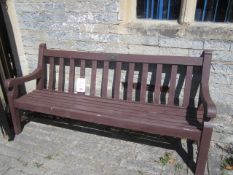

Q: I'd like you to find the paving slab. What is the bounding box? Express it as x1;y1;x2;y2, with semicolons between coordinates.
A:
0;116;222;175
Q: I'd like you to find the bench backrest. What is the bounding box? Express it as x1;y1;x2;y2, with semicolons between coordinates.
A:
36;44;212;108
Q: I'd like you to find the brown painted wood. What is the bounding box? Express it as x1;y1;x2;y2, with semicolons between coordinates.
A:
154;64;162;104
6;87;21;134
24;90;204;117
80;59;85;78
14;93;201;140
37;43;46;90
200;51;216;119
16;94;201;126
183;66;193;107
195;122;213;175
58;57;64;92
102;61;109;98
113;62;122;99
168;65;178;105
140;63;148;102
6;44;216;175
48;57;54;90
127;63;135;101
90;60;97;96
44;49;203;66
68;58;75;93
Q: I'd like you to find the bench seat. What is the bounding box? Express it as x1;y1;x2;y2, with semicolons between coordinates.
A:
15;90;203;141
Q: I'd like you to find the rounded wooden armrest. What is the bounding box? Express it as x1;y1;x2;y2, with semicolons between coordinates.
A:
5;68;42;91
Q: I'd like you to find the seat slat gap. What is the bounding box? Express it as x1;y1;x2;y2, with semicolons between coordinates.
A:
48;57;54;90
90;60;97;96
183;66;193;107
113;62;122;99
127;63;135;101
58;57;64;92
168;65;178;105
154;64;162;104
68;58;75;93
102;61;109;98
140;63;148;102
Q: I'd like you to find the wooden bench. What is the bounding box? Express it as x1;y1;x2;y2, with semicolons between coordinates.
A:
5;43;216;175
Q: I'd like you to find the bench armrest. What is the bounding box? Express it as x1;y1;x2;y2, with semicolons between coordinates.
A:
200;84;217;119
5;68;42;91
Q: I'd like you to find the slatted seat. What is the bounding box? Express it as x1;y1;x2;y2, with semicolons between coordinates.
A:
15;89;203;140
5;43;216;175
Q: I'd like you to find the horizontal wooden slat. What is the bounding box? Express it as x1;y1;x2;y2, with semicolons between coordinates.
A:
44;49;203;66
15;92;201;140
21;93;203;125
19;90;204;118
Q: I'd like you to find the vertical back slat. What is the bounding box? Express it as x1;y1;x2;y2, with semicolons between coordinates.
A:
113;62;122;99
37;43;46;90
58;57;64;92
154;64;162;104
80;59;85;78
140;63;148;102
183;66;193;107
68;58;75;93
127;63;135;101
168;65;178;105
90;60;97;96
102;61;109;98
48;57;54;90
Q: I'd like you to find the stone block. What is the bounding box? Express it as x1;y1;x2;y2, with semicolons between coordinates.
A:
159;37;203;49
105;1;119;12
188;49;203;57
204;40;231;51
128;45;159;55
211;63;233;75
66;12;118;24
159;47;189;56
121;35;159;46
212;50;233;61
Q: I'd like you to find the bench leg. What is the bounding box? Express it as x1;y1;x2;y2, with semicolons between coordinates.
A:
195;123;213;175
7;89;22;134
9;106;22;135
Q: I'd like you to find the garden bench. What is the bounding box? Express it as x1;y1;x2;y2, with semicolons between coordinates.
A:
5;43;216;175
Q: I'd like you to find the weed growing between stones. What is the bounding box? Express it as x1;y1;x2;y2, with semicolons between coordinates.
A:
221;156;233;171
33;162;43;168
174;163;183;173
156;152;183;174
159;152;172;167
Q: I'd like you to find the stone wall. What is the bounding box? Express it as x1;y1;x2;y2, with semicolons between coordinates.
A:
8;0;233;146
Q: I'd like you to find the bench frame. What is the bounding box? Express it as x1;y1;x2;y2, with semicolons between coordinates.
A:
5;43;217;175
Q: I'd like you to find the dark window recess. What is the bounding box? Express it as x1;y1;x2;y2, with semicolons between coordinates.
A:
137;0;181;20
195;0;233;22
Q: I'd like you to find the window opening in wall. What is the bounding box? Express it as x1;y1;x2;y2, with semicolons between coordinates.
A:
137;0;181;20
195;0;233;22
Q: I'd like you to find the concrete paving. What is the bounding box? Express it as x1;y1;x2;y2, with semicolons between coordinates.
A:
0;116;217;175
